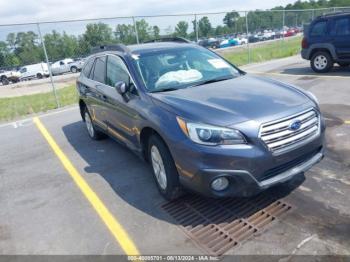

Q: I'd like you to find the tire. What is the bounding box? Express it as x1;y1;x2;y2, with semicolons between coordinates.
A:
83;107;106;140
70;66;78;73
311;51;333;73
36;73;43;79
1;77;9;85
338;62;350;67
148;135;182;200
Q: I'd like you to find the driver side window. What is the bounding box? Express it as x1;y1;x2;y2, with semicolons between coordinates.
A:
106;55;137;95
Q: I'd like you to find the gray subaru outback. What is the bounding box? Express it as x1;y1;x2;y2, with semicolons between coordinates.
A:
77;38;325;200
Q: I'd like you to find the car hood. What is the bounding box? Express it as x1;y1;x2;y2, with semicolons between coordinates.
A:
150;75;313;127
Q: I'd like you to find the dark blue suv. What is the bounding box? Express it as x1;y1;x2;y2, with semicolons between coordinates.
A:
301;12;350;73
77;38;325;200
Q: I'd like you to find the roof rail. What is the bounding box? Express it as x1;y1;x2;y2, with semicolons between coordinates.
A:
143;37;191;44
318;11;350;18
91;44;129;54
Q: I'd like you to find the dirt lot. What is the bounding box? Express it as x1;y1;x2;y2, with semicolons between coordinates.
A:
0;56;349;260
0;73;78;98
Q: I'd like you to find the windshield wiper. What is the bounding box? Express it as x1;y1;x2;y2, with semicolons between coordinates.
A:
191;76;234;87
149;87;179;93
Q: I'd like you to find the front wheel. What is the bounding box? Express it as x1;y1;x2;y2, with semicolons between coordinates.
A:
311;51;333;73
148;135;182;200
70;66;78;73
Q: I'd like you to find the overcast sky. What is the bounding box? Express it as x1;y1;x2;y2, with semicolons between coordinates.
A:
0;0;299;41
0;0;298;25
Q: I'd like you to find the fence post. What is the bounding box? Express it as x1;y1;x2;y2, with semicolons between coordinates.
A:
132;17;139;44
245;11;251;64
194;14;199;42
36;23;60;108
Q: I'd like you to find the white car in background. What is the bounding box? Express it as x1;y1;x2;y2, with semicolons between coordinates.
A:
68;58;86;73
51;58;74;75
19;62;50;80
234;37;248;45
0;69;21;85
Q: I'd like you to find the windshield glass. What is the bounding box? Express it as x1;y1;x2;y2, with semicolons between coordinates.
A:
132;47;241;92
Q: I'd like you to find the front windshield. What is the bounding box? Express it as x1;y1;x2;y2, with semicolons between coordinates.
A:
132;47;241;92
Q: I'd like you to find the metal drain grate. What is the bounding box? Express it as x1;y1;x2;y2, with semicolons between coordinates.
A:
162;194;292;256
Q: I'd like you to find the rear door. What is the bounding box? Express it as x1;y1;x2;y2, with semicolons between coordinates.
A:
330;16;350;60
78;56;108;130
309;19;331;46
89;56;109;129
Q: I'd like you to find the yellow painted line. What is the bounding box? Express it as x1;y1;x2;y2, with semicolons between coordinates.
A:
33;117;140;255
344;120;350;125
248;70;350;79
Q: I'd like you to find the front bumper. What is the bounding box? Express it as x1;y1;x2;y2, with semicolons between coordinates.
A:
172;120;325;198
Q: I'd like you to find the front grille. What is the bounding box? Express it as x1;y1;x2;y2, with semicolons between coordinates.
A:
260;109;320;154
258;146;322;182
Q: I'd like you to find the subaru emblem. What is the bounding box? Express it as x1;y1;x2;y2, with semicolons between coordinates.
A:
289;120;302;131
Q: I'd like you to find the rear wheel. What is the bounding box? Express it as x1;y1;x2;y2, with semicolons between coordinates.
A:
1;77;9;85
36;73;43;79
148;135;182;200
83;107;105;140
311;51;333;73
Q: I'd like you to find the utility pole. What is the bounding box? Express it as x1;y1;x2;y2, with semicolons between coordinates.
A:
132;17;139;44
37;23;60;108
245;11;251;64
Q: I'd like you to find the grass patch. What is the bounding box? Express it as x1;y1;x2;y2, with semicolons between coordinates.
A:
222;36;302;66
0;85;78;122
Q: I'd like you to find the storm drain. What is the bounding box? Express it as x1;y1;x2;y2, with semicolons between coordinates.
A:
162;194;292;256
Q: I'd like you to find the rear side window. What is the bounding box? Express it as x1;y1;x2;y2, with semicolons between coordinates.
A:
82;58;94;78
92;56;106;83
332;17;350;36
310;21;327;37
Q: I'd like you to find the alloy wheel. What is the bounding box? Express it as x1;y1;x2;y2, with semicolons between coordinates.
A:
150;145;167;190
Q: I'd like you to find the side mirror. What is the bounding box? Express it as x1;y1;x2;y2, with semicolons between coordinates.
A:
115;81;129;96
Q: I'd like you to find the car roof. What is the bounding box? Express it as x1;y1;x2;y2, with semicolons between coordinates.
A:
127;42;198;54
88;41;200;59
316;12;350;20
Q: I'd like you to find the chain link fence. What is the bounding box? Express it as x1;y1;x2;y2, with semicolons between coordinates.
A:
0;6;349;121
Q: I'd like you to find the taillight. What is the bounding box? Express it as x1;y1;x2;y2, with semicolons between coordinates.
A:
301;37;308;49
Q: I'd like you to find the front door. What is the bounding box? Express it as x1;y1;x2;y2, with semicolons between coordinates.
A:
100;55;141;148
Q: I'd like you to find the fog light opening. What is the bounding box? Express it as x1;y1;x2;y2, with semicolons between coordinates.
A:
211;177;229;191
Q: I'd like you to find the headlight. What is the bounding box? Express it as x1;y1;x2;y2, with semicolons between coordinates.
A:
176;117;246;145
306;91;319;105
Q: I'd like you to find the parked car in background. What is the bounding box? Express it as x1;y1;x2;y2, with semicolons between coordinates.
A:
198;38;221;49
283;29;296;37
220;38;239;48
68;58;86;73
19;62;49;80
301;12;350;73
51;58;74;75
248;34;260;43
0;69;21;85
77;39;325;200
234;37;248;45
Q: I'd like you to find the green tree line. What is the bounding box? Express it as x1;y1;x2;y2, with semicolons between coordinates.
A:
1;0;348;68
